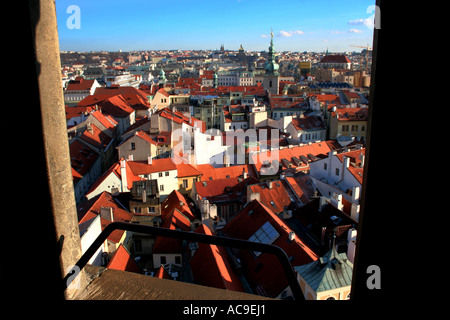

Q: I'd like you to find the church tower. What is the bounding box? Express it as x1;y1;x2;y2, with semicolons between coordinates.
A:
263;31;280;95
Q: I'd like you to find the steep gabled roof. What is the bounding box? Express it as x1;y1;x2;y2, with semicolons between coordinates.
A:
221;200;318;298
127;158;177;176
160;190;195;221
152;208;191;253
249;180;293;214
320;55;351;64
335;148;365;184
106;244;144;274
69;139;99;177
190;224;245;292
291;115;326;131
251;141;331;173
195;164;256;181
79;123;112;150
66;77;97;91
77;191;133;244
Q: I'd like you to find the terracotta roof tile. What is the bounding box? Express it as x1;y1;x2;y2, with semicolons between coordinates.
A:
106;244;143;274
190;224;245;292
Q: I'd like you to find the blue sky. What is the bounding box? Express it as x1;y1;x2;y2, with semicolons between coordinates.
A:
56;0;375;52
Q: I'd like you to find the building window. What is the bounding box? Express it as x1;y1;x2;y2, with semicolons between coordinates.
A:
149;207;156;213
183;179;188;188
159;172;163;177
324;163;327;170
131;142;135;150
165;171;169;176
160;256;166;265
160;185;164;191
335;168;340;176
175;256;181;265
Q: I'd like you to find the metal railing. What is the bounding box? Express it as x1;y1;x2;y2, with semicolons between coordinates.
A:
63;221;304;300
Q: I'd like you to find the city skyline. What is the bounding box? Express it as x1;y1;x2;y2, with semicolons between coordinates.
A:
56;0;375;53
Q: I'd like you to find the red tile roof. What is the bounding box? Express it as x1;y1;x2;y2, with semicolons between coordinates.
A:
152;209;191;253
85;160;143;197
154;265;172;279
94;86;150;110
251;141;331;173
176;162;202;178
79;94;135;118
222;200;318;298
249;180;293;214
79;123;112;150
77;191;133;244
65;105;95;120
160;190;195;221
127;158;177;176
331;107;368;121
291;115;326;131
190;224;245;292
106;244;143;274
311;94;340;104
195;164;256;181
69;139;99;177
336;148;365;184
66;77;97;91
320;55;351;64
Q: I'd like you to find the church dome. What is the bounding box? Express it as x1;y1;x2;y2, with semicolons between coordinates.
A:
264;60;279;73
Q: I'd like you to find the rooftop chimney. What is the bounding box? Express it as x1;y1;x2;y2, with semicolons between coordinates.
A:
266;180;273;189
242;168;248;179
352;186;360;202
343;156;350;168
148;156;153;165
318;196;329;212
359;153;365;167
100;207;113;221
330;193;343;211
288;231;296;242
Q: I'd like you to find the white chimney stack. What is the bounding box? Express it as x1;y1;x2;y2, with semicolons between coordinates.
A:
343;156;350;168
120;159;128;192
288;231;296;241
351;203;360;222
359;153;365;167
330;193;343;211
318;196;329;212
352;186;360;202
100;207;113;221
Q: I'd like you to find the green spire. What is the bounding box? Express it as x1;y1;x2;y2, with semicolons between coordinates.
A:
264;28;279;76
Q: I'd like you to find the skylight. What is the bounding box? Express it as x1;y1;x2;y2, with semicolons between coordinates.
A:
248;221;280;257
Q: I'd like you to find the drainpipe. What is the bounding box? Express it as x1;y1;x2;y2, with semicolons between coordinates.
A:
29;0;86;299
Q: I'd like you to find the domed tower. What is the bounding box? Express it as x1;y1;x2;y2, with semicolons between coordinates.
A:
263;31;280;95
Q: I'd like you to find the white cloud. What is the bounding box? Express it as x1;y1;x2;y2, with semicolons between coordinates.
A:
278;30;304;37
261;34;269;38
330;30;344;34
348;19;365;25
348;18;373;28
349;28;363;33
